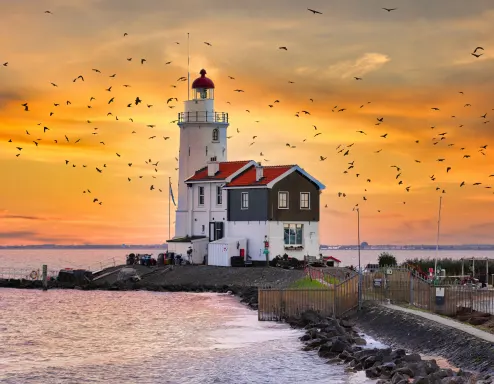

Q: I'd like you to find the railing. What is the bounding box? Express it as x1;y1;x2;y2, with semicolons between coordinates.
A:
258;273;359;321
87;257;117;273
0;267;59;281
178;111;228;123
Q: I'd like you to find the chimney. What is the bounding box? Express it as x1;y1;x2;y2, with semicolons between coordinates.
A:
207;157;219;176
255;162;263;181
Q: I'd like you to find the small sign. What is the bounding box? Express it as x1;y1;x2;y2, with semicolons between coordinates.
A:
436;287;445;297
435;287;445;305
386;268;393;275
373;278;382;287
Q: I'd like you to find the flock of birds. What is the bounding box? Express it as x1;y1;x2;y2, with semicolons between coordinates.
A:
1;7;494;218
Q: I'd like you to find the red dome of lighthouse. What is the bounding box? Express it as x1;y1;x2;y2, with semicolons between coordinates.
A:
192;69;215;89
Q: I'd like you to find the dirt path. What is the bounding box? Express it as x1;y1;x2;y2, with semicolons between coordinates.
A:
383;303;494;343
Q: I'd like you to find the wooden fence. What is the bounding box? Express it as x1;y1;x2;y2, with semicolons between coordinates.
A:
258;274;359;321
258;266;494;321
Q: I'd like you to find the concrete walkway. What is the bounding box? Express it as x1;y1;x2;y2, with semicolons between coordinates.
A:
383;303;494;344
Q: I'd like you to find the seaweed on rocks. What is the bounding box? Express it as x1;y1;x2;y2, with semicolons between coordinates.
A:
288;309;493;384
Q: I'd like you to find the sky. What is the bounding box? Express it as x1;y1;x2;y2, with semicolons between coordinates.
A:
1;0;494;246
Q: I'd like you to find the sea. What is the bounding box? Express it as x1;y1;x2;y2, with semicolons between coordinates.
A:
0;249;493;271
0;249;464;383
0;290;385;383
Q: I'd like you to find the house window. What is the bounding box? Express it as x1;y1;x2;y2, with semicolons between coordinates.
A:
241;192;249;209
284;224;303;246
212;128;219;142
300;192;310;209
278;191;288;209
216;185;222;205
198;186;205;206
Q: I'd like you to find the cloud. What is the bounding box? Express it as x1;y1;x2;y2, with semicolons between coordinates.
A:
324;53;391;79
0;214;47;221
0;231;39;239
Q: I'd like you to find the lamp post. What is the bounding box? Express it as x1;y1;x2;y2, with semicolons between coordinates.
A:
433;196;443;281
356;207;362;310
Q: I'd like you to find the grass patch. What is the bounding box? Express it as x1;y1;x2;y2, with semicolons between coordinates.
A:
290;277;331;289
324;275;340;285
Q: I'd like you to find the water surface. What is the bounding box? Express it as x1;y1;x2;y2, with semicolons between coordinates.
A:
0;290;374;383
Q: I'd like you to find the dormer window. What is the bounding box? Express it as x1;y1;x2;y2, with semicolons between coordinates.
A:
212;128;219;142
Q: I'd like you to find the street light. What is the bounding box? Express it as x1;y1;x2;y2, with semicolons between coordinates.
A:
354;206;362;310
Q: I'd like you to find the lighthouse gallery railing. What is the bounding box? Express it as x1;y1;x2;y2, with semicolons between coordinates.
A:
178;111;229;123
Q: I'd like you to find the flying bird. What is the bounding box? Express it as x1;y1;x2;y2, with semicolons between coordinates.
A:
382;8;397;12
307;8;322;14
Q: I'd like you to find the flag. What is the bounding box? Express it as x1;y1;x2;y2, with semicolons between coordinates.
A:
169;180;176;206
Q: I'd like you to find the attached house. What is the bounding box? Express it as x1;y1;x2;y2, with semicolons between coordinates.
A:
223;162;325;263
167;159;325;265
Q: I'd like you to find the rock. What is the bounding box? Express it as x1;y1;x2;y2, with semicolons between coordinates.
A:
330;339;350;353
392;366;415;378
354;337;367;345
365;367;381;379
413;377;430;384
339;319;354;328
404;353;422;363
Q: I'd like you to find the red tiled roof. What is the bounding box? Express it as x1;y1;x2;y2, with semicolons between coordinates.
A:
226;165;294;187
186;161;251;182
323;256;342;263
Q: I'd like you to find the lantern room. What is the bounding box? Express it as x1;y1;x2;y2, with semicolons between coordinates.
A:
191;69;215;100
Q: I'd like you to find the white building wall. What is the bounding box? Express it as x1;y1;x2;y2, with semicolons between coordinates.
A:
268;221;320;260
189;182;227;238
226;221;268;261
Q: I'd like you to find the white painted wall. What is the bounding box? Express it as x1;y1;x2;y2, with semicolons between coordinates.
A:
188;182;228;238
227;221;268;261
191;238;209;264
268;221;320;260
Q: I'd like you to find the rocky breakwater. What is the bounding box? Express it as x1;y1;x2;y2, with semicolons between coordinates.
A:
288;310;491;384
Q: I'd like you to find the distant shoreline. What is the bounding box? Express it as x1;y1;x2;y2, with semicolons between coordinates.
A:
1;244;494;250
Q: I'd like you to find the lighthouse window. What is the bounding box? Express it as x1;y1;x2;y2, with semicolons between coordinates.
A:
200;89;208;99
216;186;222;205
198;186;205;206
212;128;219;142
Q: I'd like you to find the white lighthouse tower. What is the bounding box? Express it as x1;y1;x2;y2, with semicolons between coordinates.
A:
174;69;229;238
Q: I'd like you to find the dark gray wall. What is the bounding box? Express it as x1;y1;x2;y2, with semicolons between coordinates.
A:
268;171;320;221
227;188;269;221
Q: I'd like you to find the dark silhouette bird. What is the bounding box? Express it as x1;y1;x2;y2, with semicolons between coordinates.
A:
473;47;484;53
354;77;362;80
279;46;288;50
307;8;322;14
204;42;212;46
382;8;397;12
141;59;146;64
380;133;388;138
135;97;142;105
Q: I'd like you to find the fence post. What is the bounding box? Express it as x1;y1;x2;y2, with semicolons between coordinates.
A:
358;271;362;311
409;273;414;306
42;265;48;291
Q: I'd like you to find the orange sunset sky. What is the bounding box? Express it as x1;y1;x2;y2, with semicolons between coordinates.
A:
1;0;494;246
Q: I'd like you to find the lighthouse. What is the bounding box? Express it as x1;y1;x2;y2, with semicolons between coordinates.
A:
174;69;229;238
